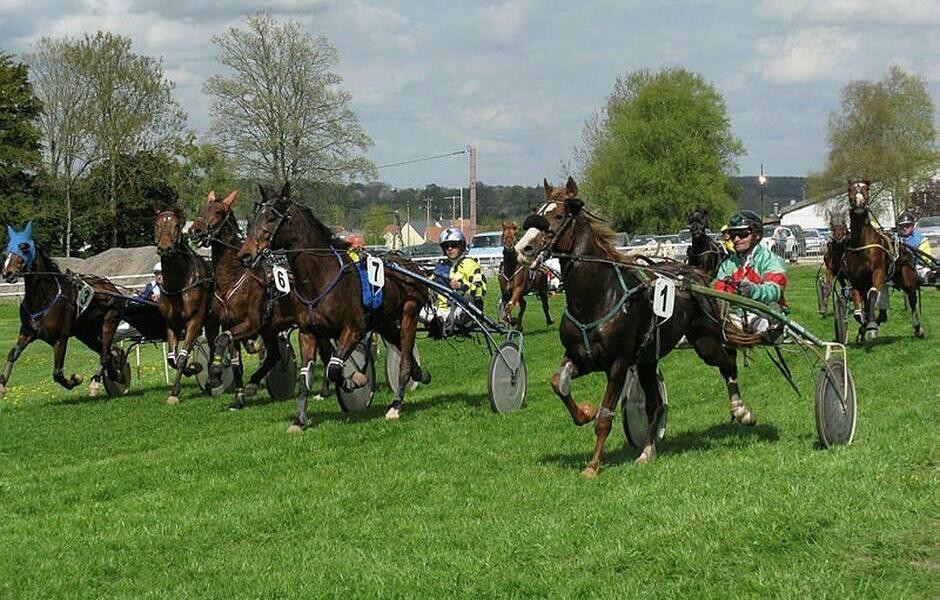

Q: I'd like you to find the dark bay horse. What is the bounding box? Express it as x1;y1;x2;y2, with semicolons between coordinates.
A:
1;223;164;398
238;183;432;429
819;212;849;316
499;220;552;328
516;178;752;477
843;180;924;341
685;208;724;277
154;205;217;404
190;189;332;409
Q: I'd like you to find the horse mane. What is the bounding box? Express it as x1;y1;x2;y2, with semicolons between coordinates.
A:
293;202;349;249
581;213;623;260
34;243;62;274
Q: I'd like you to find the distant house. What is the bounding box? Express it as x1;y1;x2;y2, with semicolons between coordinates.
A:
778;184;896;229
383;221;426;250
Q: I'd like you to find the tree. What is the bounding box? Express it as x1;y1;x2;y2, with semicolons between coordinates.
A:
173;135;239;214
810;66;937;218
25;37;94;256
205;11;375;187
576;68;744;234
0;53;43;236
73;32;186;246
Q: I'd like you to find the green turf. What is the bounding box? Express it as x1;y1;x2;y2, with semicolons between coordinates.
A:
0;267;936;598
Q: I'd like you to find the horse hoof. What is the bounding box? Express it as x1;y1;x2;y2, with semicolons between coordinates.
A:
575;402;598;424
417;369;432;385
73;375;83;386
244;383;258;397
0;384;6;400
915;326;926;339
88;381;100;397
385;406;401;420
635;448;656;464
312;394;325;402
166;395;180;405
580;466;599;479
286;424;303;434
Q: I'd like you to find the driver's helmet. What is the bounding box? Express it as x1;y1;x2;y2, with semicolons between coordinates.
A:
345;232;366;250
439;227;466;251
152;262;162;275
897;210;916;228
726;210;763;239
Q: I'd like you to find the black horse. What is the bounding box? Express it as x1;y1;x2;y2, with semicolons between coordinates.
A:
515;178;754;477
685;208;724;277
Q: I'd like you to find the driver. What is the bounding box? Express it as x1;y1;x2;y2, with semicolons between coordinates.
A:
138;262;163;302
713;210;788;337
429;228;486;334
896;210;934;283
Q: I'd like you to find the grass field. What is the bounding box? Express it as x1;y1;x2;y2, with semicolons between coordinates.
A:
0;266;936;598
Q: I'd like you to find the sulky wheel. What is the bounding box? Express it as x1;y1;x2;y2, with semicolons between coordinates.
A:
621;366;668;449
487;340;526;413
335;340;376;412
815;358;857;448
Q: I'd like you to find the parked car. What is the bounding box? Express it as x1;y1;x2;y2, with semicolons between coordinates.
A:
782;223;808;256
467;230;504;268
915;216;940;257
400;242;442;261
802;229;824;256
761;225;799;263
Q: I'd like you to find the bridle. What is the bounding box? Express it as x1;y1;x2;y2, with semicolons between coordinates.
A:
193;205;238;249
247;201;292;256
155;209;186;256
524;198;581;265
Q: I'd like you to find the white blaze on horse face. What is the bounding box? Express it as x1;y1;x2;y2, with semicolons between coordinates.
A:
515;228;542;264
3;254;11;271
537;202;557;215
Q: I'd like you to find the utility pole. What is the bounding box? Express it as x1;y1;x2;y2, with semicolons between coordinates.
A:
424;197;432;230
468;145;477;238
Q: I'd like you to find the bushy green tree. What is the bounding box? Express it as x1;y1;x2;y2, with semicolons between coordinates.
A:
0;53;43;236
577;68;744;234
810;66;937;218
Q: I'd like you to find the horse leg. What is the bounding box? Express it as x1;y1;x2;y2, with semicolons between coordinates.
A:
515;297;527;329
905;277;925;338
326;326;365;392
92;309;121;397
51;337;83;390
865;286;881;339
634;361;664;465
226;342;246;410
0;331;33;399
582;359;629;478
850;288;865;343
167;318;202;405
821;268;834;316
245;329;280;398
290;331;318;433
688;326;755;425
165;328;179;370
314;339;332;401
550;357;596;425
385;300;427;420
540;283;553;325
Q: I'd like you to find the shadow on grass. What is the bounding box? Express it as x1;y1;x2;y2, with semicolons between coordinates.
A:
269;390;489;428
538;421;780;471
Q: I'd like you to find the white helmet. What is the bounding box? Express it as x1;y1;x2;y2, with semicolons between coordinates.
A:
153;262;162;274
439;227;466;249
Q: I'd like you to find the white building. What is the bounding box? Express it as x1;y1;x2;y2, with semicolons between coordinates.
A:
778;185;896;229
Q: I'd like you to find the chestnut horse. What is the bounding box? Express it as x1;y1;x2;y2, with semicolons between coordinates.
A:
516;178;753;476
238;183;432;429
818;212;849;316
154;205;217;404
499;220;552;328
190;189;333;408
843;180;924;342
1;223;165;399
685;208;724;277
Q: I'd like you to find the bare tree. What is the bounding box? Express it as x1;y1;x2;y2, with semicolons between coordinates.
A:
74;32;186;246
205;12;375;186
26;37;94;256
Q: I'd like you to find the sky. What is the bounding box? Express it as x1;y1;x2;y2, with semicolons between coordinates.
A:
1;0;938;189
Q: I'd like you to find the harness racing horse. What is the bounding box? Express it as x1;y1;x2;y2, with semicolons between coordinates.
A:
819;212;849;316
238;183;432;429
0;223;165;399
516;178;754;476
499;220;553;328
190;189;333;409
843;180;924;342
154;205;218;404
685;208;724;277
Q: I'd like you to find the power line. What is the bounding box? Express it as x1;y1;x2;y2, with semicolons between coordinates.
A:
376;149;467;169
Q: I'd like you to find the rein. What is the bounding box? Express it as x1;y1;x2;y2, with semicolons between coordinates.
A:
160;242;213;296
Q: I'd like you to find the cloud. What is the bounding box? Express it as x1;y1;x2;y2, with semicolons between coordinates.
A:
757;0;940;26
756;27;861;84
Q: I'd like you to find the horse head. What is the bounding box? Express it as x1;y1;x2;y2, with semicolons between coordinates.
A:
501;220;519;250
847;180;871;215
191;190;239;248
239;181;292;266
3;222;36;283
516;176;582;266
828;210;848;242
154;204;186;256
687;208;709;236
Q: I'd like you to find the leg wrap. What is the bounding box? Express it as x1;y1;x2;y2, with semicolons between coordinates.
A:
327;356;344;382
